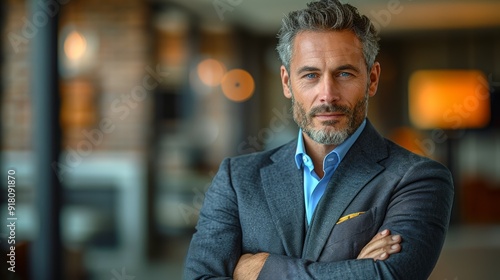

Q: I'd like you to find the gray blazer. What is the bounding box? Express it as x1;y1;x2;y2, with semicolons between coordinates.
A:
184;120;454;279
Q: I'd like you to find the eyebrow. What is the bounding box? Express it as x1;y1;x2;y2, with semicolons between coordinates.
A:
296;64;361;75
296;66;320;75
336;64;361;73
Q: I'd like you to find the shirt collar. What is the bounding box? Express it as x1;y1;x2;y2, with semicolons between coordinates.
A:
294;118;367;169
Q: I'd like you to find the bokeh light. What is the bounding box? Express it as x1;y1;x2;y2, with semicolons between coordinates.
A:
409;70;490;129
64;30;87;61
196;58;227;87
221;69;255;102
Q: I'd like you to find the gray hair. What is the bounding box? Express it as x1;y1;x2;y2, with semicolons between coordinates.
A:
276;0;380;72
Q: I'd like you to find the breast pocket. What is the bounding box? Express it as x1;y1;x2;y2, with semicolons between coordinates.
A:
319;207;379;262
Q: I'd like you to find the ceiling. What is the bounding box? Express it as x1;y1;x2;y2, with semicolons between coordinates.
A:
162;0;500;35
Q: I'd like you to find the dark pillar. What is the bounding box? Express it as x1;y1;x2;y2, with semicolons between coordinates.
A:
0;0;4;163
30;0;63;279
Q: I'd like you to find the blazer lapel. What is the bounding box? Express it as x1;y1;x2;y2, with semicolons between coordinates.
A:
260;141;306;258
302;120;388;260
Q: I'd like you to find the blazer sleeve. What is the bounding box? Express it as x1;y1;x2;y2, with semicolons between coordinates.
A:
258;159;454;280
184;158;241;280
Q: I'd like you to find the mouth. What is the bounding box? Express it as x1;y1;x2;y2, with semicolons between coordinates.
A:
314;113;345;121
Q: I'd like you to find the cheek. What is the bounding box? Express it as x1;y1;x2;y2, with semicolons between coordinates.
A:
340;80;365;92
290;86;312;104
293;77;318;92
340;83;367;102
298;83;322;101
295;96;314;112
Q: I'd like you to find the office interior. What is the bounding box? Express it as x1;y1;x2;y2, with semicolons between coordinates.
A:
1;0;500;279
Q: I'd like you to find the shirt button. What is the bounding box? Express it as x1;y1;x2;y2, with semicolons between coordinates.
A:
303;156;308;163
327;158;334;162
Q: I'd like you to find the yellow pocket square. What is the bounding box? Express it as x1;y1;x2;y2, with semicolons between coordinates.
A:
336;212;366;224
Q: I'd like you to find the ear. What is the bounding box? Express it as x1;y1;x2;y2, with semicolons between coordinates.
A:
280;65;292;99
368;62;381;97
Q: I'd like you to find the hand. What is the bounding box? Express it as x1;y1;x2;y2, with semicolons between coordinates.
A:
234;252;269;280
357;229;402;261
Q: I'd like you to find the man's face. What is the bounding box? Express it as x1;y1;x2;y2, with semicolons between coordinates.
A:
281;30;380;146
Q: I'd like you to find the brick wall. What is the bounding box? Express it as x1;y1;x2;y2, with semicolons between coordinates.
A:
2;0;31;150
2;0;152;151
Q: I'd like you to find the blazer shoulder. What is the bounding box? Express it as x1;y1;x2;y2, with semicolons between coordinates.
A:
353;120;450;176
227;139;296;168
383;138;452;175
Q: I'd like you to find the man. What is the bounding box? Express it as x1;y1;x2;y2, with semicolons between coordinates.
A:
184;0;454;279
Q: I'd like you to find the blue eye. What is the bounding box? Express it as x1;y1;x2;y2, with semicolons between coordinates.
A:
339;72;352;77
305;73;318;79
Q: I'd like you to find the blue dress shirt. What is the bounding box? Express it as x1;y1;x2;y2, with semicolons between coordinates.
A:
295;119;367;224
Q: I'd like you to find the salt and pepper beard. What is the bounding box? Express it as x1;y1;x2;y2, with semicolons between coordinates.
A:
290;84;369;146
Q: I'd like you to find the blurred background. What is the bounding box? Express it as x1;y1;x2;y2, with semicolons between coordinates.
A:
1;0;500;279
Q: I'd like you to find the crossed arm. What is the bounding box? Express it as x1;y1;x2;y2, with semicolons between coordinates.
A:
233;229;402;280
184;158;453;280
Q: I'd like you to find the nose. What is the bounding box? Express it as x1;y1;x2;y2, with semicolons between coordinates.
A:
319;75;340;103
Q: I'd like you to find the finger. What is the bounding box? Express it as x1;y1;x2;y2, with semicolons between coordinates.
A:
237;253;253;263
376;252;389;261
358;234;402;259
372;240;403;261
357;230;396;259
362;229;391;251
362;234;400;256
370;229;390;242
373;243;402;261
361;245;398;260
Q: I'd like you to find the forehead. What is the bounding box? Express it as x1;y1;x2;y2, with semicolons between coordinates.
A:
291;30;364;66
